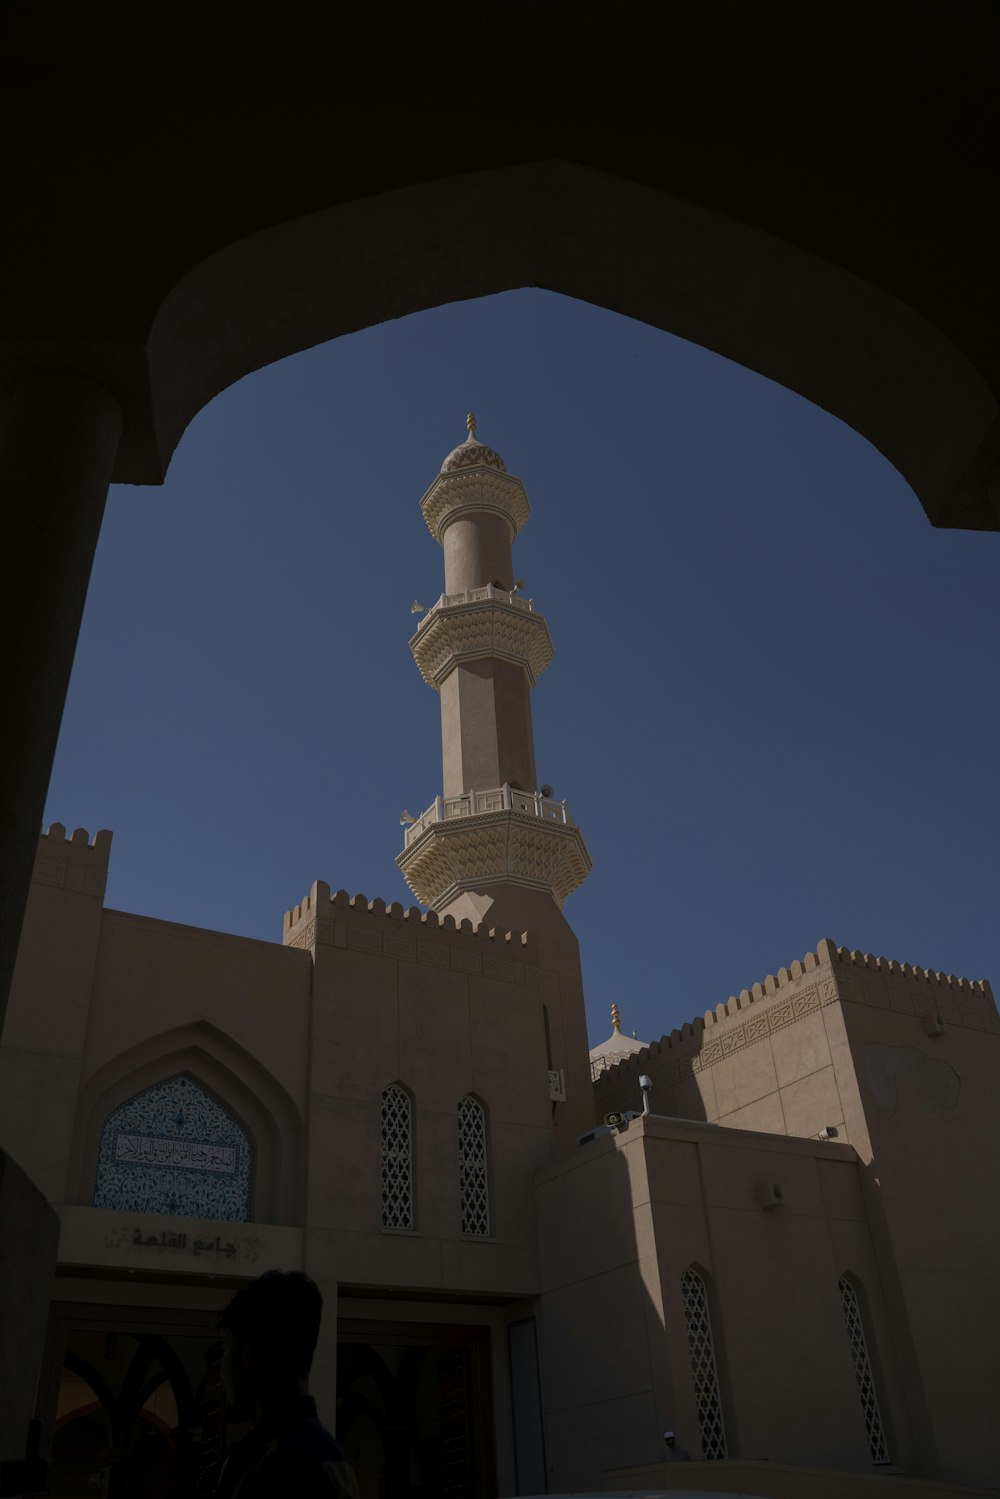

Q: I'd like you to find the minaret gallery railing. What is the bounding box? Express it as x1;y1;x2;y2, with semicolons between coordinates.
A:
402;783;575;849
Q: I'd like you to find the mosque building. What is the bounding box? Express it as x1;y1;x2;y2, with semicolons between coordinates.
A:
2;421;998;1499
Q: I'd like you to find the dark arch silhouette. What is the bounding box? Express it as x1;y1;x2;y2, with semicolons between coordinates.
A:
3;7;1000;1038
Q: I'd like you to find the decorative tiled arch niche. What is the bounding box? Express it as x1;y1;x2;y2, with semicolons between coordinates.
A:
93;1073;253;1221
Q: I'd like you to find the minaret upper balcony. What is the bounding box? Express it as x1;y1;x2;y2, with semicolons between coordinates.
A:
419;443;531;546
409;582;555;688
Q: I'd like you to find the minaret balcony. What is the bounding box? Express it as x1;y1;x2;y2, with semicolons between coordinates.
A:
409;585;555;687
397;783;592;910
419;464;531;542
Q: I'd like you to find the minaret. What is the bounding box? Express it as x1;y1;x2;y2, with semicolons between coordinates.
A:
398;416;595;1142
398;416;592;922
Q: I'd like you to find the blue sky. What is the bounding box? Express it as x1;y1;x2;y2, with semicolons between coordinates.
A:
46;290;1000;1048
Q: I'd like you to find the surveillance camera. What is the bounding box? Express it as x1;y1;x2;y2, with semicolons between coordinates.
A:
817;1125;838;1141
639;1075;652;1090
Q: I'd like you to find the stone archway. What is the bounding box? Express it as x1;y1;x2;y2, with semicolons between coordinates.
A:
3;13;1000;1470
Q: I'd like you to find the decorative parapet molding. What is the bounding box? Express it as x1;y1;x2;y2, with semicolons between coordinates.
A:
419;466;531;543
397;809;592;911
594;937;999;1100
281;881;540;986
33;822;113;900
410;589;554;688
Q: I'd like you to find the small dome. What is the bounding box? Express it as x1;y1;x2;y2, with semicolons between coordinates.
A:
440;415;507;473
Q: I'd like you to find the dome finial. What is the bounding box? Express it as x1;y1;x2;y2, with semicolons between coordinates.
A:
611;1003;622;1032
466;411;477;440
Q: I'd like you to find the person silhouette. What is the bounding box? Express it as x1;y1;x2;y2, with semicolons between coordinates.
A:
663;1429;691;1461
215;1270;359;1498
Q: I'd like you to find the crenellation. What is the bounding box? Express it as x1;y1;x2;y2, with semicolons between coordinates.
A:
282;881;536;957
831;942;991;994
40;823;113;862
34;823;113;899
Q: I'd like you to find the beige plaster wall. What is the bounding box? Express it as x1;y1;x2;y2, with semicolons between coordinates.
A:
286;886;554;1303
831;955;1000;1489
592;944;1000;1489
535;1118;908;1494
439;882;596;1150
3;841;563;1308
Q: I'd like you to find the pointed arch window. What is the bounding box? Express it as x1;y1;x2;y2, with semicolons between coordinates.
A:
94;1073;252;1220
839;1277;890;1464
680;1266;727;1459
458;1094;490;1236
381;1084;414;1230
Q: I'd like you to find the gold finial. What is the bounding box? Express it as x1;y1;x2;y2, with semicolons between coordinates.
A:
466;412;477;439
611;1003;621;1032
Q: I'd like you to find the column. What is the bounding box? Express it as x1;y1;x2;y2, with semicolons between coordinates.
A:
0;372;122;1036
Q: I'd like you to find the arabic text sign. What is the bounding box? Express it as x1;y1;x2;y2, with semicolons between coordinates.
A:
129;1227;239;1258
114;1133;236;1173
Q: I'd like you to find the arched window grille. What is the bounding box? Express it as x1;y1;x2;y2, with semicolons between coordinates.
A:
839;1277;890;1464
458;1094;490;1236
380;1084;414;1230
680;1267;727;1459
94;1073;252;1220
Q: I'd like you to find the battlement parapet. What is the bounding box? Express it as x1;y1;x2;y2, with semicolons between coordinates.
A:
596;937;998;1090
829;943;993;997
282;881;539;987
33;823;113;899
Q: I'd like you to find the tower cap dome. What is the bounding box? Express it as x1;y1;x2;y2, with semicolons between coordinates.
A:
440;413;507;473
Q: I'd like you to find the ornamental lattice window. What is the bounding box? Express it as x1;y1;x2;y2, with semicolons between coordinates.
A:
839;1277;890;1464
680;1267;727;1459
458;1094;490;1236
380;1084;414;1230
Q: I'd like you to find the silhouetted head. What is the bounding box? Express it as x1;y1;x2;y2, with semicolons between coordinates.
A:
218;1270;323;1421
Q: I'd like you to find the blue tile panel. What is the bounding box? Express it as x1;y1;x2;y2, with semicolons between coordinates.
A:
94;1073;253;1220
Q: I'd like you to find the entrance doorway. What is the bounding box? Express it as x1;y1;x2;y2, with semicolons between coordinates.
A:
337;1318;495;1499
36;1302;247;1498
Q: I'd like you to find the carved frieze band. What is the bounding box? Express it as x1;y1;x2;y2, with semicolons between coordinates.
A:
645;976;841;1087
283;914;539;986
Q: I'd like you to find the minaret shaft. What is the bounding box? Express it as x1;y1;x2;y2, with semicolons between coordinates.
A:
443;512;514;594
440;658;537;798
